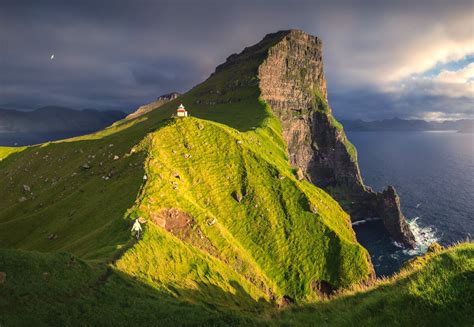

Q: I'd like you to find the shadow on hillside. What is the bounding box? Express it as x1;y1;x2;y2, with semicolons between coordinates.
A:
97;269;271;325
0;247;268;326
2;241;472;326
275;251;473;326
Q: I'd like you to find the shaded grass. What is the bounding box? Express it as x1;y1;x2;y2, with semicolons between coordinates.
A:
276;242;474;326
1;243;472;326
312;90;358;162
0;249;256;327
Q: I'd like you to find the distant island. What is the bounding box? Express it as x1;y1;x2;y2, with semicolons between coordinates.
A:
0;106;126;134
340;118;474;133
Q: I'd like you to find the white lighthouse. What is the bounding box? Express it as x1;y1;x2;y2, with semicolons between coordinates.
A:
176;104;188;117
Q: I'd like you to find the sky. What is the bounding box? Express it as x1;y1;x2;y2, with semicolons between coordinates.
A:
0;0;473;120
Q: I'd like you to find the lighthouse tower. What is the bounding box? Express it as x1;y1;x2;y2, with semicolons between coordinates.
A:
176;104;188;117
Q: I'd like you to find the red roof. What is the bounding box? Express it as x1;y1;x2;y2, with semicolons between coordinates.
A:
177;108;187;112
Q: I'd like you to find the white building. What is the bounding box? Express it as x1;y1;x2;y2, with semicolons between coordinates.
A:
176;104;188;117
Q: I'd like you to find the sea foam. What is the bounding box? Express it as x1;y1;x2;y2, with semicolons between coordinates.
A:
351;217;381;226
403;216;439;255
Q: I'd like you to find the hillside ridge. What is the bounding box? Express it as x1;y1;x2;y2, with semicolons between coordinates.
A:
1;29;456;325
202;29;415;247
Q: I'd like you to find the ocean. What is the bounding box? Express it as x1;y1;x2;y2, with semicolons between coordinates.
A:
0;131;95;146
347;131;474;276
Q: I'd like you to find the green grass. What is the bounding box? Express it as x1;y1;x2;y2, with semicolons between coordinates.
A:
0;134;147;262
0;31;470;325
118;116;371;304
276;242;474;326
0;249;255;326
0;146;26;160
0;35;373;306
1;243;472;326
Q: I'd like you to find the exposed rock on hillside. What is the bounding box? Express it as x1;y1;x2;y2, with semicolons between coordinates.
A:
126;92;181;120
219;30;415;247
258;30;415;247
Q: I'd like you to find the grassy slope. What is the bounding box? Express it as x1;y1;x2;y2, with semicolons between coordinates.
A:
1;31;470;325
0;146;25;160
0;89;371;301
0;30;373;311
1;243;472;326
0;249;253;326
277;243;474;326
116;116;371;306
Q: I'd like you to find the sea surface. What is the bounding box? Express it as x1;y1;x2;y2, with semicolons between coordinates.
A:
0;131;95;146
347;131;474;276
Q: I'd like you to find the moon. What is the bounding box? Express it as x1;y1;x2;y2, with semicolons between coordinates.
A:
50;54;55;60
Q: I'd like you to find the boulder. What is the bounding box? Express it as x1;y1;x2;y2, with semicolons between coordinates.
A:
311;280;335;298
296;168;305;181
277;295;295;308
231;191;243;202
48;233;57;240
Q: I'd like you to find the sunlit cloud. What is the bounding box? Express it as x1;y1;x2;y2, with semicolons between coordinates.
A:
395;61;474;98
419;111;472;121
436;62;474;84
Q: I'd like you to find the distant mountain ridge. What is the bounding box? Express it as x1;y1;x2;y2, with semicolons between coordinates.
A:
126;92;181;120
340;118;474;133
0;106;126;133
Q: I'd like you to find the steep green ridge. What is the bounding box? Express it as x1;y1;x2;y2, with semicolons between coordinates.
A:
0;29;373;308
277;242;474;326
117;116;371;304
1;243;472;326
0;100;372;313
1;29;470;325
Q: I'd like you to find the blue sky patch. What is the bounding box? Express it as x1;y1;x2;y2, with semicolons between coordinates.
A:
421;54;474;78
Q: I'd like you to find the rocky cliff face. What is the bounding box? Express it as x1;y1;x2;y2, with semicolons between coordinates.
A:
254;30;416;248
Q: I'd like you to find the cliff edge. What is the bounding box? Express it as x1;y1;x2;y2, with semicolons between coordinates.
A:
219;30;415;247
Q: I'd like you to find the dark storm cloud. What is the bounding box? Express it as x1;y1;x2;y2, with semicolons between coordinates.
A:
1;0;472;119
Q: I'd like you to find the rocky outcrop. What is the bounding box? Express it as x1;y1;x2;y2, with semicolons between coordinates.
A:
253;30;416;248
126;92;181;120
376;186;415;246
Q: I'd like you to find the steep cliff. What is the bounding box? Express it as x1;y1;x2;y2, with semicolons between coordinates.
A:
252;30;415;247
0;30;378;306
0;29;468;325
